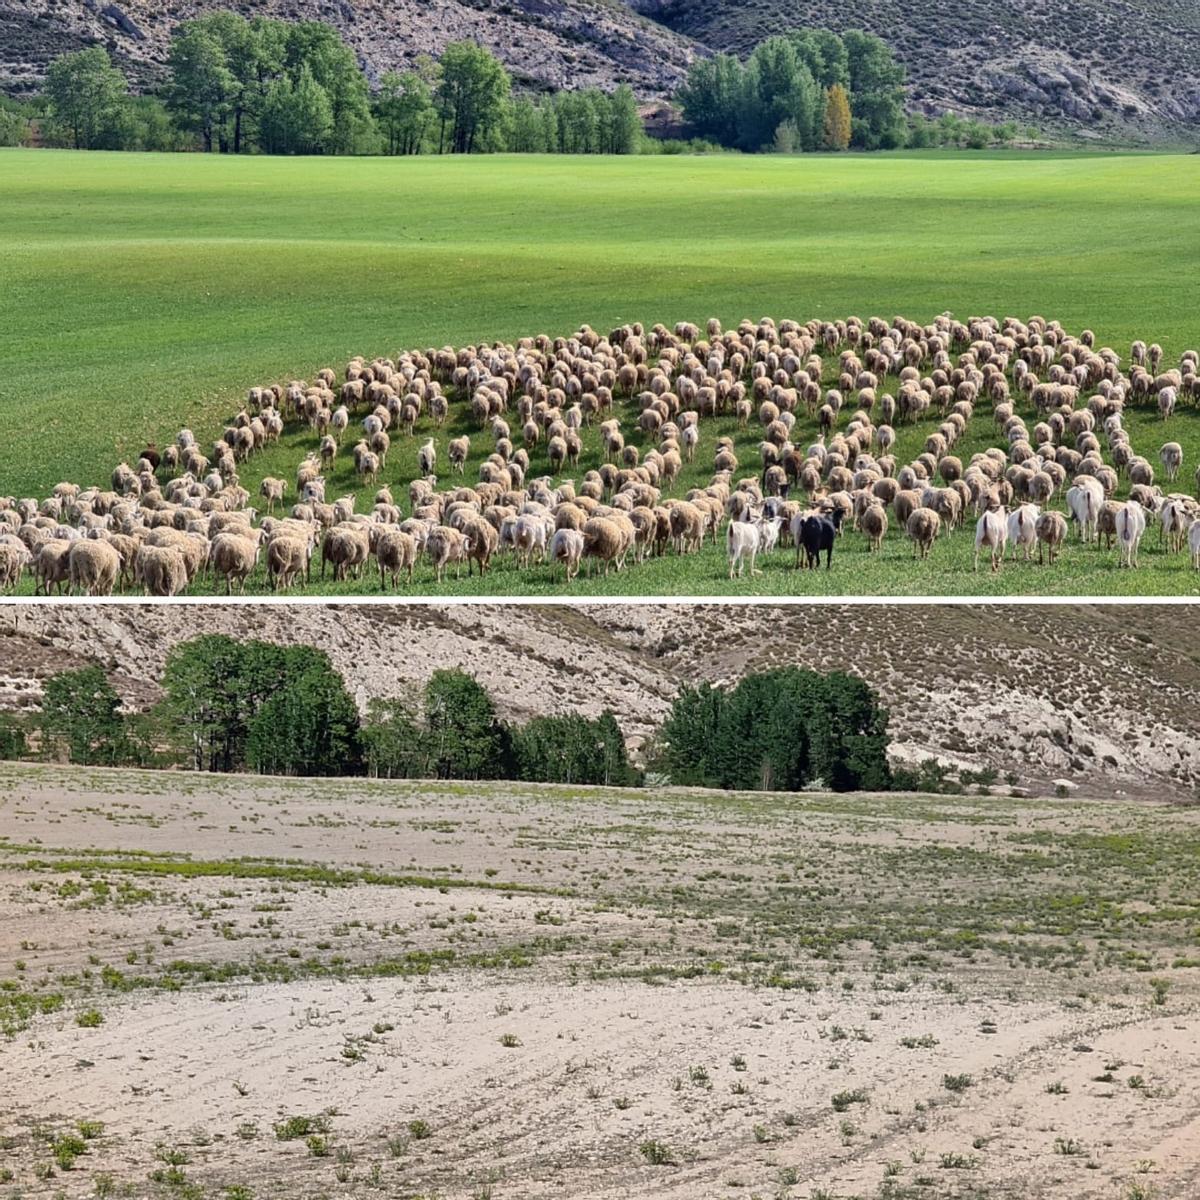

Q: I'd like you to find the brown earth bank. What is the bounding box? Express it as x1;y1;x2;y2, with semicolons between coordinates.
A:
5;0;1200;142
0;762;1198;1198
1;602;1199;801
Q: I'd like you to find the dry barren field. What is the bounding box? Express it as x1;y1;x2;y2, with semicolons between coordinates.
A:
2;763;1199;1199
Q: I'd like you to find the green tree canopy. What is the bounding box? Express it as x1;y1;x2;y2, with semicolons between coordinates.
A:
843;30;907;149
657;668;891;793
677;27;906;153
424;669;510;779
375;63;437;155
165;25;236;152
258;64;335;154
246;656;360;776
511;709;636;785
161;635;357;773
361;698;429;778
40;666;126;765
436;41;511;154
44;47;131;150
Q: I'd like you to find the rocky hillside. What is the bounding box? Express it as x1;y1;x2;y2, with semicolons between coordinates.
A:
0;0;697;97
6;0;1199;141
639;0;1200;144
2;603;1197;801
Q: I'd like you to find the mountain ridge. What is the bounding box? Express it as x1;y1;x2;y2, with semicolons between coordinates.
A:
4;0;1199;142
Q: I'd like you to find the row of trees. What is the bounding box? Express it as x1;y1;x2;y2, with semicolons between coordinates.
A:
655;667;892;792
30;16;643;156
8;645;895;794
677;29;908;153
15;636;637;787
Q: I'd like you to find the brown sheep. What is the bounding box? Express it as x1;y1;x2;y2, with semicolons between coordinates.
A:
375;528;417;589
68;539;120;597
1035;511;1067;564
906;508;941;559
860;503;888;552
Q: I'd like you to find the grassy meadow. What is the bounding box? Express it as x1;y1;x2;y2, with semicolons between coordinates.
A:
3;148;1200;595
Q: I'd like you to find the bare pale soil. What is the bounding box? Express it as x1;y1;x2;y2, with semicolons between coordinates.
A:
1;762;1199;1199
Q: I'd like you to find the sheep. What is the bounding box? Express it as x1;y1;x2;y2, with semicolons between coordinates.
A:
67;539;120;597
582;516;628;575
512;513;550;568
1035;510;1067;565
259;477;287;514
1160;442;1183;482
1189;520;1200;570
549;527;584;582
0;541;29;592
1160;497;1194;554
321;525;370;582
266;536;310;592
33;540;73;595
1116;499;1148;567
375;528;417;589
135;544;188;597
906;508;941;559
860;502;888;552
1066;478;1104;542
668;502;706;555
1006;504;1039;562
418;438;437;476
205;530;259;594
426;526;471;583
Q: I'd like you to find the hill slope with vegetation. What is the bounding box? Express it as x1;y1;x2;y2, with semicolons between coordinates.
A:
5;0;1200;142
640;0;1200;144
2;603;1198;800
0;0;697;100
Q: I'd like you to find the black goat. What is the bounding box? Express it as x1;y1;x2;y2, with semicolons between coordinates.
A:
798;507;844;569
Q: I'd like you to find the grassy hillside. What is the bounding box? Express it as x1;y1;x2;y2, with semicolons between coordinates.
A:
4;149;1200;594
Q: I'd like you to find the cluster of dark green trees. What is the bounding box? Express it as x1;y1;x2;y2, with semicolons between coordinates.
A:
13;635;637;787
676;28;1025;153
3;13;1037;157
5;641;900;795
654;667;892;792
678;30;908;152
24;16;643;156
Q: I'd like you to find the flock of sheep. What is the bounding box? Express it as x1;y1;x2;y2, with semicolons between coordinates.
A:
4;313;1199;596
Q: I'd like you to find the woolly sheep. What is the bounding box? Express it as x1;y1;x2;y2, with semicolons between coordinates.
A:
67;539;120;597
375;528;418;589
136;544;188;597
859;502;888;552
1035;511;1067;565
549;527;585;583
266;536;310;592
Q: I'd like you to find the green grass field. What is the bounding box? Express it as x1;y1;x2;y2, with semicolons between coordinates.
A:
3;147;1200;595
